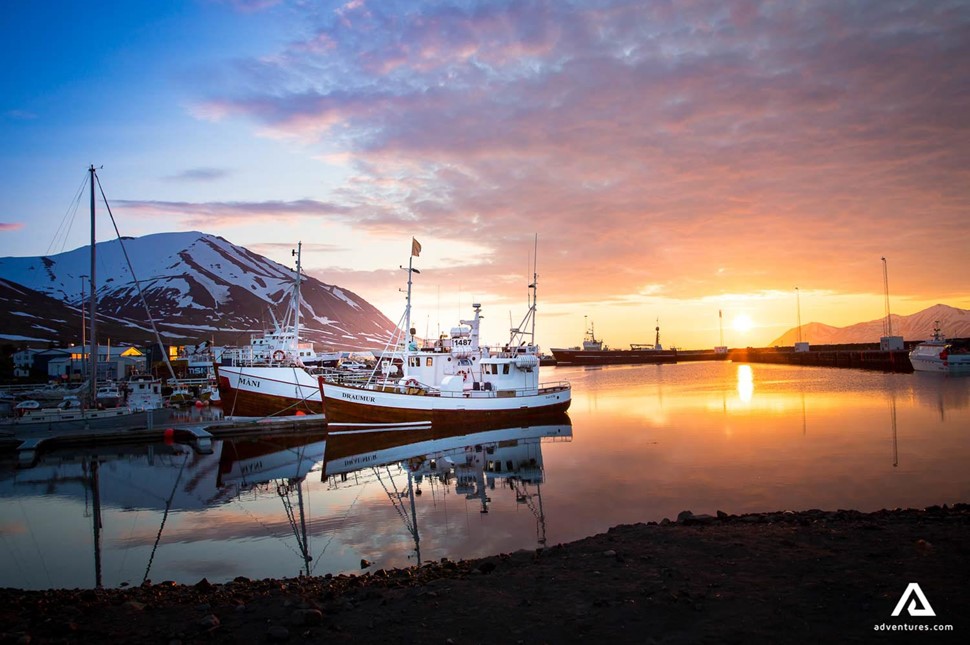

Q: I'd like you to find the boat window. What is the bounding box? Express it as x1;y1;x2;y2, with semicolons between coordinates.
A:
409;357;420;368
426;357;433;367
503;364;510;375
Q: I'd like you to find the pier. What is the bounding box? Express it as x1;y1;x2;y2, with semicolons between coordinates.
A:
728;345;913;373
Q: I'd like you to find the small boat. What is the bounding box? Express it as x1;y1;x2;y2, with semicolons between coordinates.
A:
319;240;571;424
126;373;166;411
95;383;123;408
909;322;970;374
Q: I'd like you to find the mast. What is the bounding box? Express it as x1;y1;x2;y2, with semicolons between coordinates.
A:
795;287;802;344
292;242;303;356
88;165;98;408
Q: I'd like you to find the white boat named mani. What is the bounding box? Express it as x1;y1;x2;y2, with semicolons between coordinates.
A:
319;240;571;424
909;322;970;374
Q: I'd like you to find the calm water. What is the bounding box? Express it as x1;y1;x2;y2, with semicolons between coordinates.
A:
2;361;968;590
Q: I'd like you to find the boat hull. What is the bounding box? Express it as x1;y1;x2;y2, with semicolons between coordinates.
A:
320;380;571;425
550;348;678;366
215;364;323;417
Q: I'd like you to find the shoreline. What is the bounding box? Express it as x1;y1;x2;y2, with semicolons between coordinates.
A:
2;504;968;643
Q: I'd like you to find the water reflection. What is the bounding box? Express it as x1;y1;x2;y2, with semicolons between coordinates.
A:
3;362;969;590
736;364;754;403
0;415;571;589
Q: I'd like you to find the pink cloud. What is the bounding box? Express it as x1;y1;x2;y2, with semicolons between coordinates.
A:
187;0;970;305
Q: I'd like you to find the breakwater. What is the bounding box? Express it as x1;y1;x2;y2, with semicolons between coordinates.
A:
728;345;913;373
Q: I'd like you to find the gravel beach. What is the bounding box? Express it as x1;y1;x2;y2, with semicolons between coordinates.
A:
2;505;967;644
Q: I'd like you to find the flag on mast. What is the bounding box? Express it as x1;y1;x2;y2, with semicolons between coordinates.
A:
411;237;422;257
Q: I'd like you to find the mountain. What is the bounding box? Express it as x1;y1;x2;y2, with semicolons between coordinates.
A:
770;304;970;346
0;232;397;350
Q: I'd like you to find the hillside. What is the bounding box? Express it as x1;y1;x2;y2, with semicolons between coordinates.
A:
0;232;397;350
770;304;970;346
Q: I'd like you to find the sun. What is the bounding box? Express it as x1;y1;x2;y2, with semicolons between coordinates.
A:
732;314;754;333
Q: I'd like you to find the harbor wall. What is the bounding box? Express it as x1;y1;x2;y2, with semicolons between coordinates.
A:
728;346;913;373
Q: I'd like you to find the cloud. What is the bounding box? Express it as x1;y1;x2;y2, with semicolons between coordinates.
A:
187;0;970;304
114;199;356;227
165;168;232;182
0;223;25;232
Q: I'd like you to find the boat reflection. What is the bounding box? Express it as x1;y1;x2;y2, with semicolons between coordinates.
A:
322;414;572;565
0;414;571;588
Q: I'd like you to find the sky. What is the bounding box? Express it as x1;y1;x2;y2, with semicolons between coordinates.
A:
2;0;969;350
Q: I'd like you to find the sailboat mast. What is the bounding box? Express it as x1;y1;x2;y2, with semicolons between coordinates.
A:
88;165;98;408
293;241;302;351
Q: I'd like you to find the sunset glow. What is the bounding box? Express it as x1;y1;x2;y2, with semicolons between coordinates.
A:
1;1;968;349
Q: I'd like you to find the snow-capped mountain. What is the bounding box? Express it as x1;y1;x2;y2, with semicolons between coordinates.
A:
770;304;970;346
0;232;397;350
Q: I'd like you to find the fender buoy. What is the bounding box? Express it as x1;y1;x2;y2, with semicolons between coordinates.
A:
272;350;286;362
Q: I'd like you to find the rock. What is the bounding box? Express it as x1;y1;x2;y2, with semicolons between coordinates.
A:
266;625;290;642
360;559;372;569
677;510;694;522
198;614;220;631
292;608;323;626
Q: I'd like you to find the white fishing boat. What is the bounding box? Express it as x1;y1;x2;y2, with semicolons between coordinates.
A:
319;239;571;424
215;242;329;417
909;322;970;374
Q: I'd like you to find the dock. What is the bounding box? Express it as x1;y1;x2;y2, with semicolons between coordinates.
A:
2;413;327;467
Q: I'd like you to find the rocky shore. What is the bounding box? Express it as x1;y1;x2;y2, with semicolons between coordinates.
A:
2;505;968;643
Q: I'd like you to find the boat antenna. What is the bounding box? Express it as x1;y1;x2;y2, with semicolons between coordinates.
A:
509;234;539;348
795;287;802;344
88;165;98;408
881;257;892;336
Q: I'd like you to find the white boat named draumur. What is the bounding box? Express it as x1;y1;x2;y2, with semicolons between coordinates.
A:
909;322;970;374
319;239;571;424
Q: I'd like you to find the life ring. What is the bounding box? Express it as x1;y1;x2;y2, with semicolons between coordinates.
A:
405;378;420;388
458;370;468;381
272;350;286;362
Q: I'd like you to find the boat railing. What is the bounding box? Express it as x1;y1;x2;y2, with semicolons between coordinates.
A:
427;380;570;399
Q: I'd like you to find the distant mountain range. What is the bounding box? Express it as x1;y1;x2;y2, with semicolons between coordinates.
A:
0;232;397;350
770;304;970;346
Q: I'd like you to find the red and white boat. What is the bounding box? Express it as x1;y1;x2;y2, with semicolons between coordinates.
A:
319;241;571;424
215;242;331;417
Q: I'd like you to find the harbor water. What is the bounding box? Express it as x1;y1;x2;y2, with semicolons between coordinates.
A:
2;361;968;590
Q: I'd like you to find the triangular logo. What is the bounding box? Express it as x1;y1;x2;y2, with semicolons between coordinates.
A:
891;582;936;617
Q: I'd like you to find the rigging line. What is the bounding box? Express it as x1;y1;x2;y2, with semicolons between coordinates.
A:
310;480;369;574
142;453;190;584
46;172;88;257
95;174;178;383
228;488;306;562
